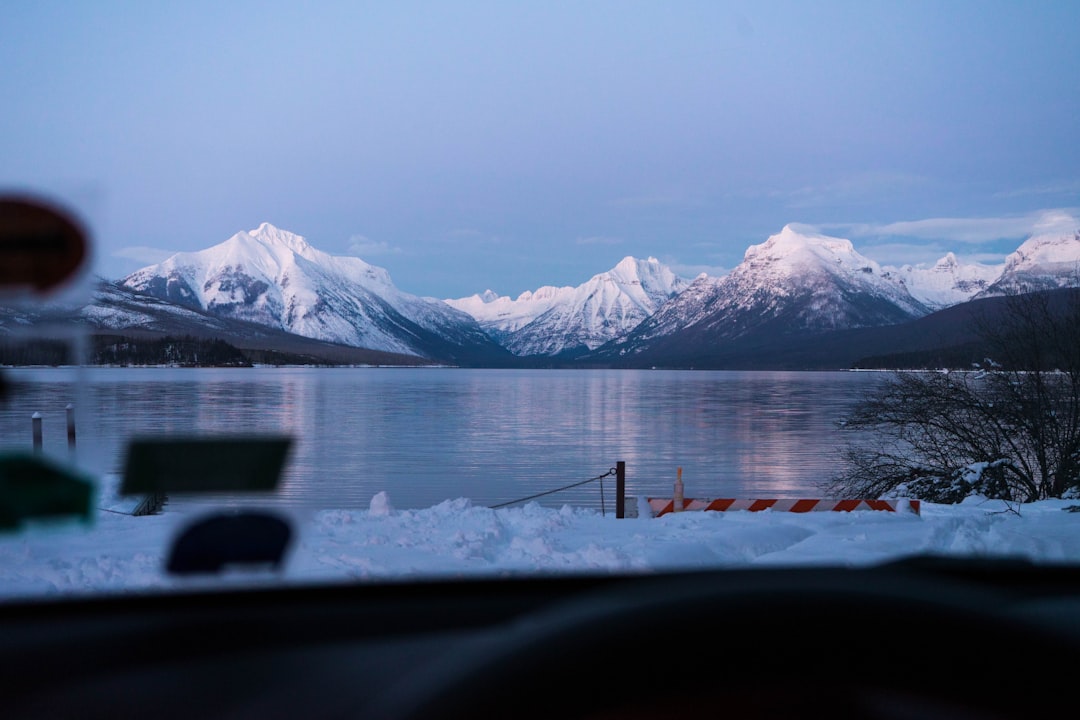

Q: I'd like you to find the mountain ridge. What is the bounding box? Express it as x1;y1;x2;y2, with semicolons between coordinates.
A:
7;220;1080;369
445;255;689;356
120;224;510;365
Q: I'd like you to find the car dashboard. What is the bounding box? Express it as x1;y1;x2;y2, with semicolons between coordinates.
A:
2;556;1079;719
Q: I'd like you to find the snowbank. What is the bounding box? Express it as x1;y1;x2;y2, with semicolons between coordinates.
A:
3;492;1080;599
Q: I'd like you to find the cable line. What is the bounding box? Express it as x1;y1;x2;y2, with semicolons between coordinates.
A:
490;467;618;515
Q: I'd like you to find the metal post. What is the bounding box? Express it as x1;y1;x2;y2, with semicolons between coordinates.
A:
32;412;42;453
673;466;684;512
616;461;626;519
66;404;76;455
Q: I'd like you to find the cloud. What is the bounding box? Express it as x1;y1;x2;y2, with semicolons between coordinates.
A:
822;240;1009;270
661;247;732;279
802;209;1078;268
671;262;729;279
785;222;828;237
993;181;1080;199
852;241;956;268
965;251;1014;264
819;209;1080;245
1032;210;1080;235
347;235;401;257
112;246;176;264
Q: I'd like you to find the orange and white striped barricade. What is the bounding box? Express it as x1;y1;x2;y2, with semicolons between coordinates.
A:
646;497;920;517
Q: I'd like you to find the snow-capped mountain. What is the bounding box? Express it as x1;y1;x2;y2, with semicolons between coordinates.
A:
120;223;508;363
889;253;999;309
83;278;236;331
11;219;1080;369
598;225;932;359
976;229;1080;298
445;256;689;356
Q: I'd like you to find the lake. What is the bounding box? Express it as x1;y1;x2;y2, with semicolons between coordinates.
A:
0;367;886;513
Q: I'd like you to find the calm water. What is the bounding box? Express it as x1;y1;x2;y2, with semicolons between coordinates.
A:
0;367;886;512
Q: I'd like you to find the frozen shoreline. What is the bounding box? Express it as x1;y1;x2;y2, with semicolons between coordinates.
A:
3;491;1080;600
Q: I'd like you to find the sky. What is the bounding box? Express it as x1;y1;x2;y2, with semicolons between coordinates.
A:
4;485;1080;597
2;1;1079;299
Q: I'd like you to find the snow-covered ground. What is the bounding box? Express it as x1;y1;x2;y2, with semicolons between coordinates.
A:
3;487;1080;600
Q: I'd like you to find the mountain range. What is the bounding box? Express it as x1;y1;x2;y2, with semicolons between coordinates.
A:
118;223;510;365
3;222;1079;369
445;256;689;356
588;225;1033;365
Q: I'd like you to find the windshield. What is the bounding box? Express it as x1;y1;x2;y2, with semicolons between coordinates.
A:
2;1;1080;601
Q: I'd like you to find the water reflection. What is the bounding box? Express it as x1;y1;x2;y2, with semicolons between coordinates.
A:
0;368;885;511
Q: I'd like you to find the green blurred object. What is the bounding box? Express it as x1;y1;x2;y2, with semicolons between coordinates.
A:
0;453;94;531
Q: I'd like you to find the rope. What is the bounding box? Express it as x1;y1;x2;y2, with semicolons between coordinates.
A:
489;467;618;513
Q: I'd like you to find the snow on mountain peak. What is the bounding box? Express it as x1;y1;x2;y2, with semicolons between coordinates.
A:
446;256;689;355
998;213;1080;274
600;224;939;355
707;224;932;328
247;222;314;256
890;252;999;309
768;224;852;254
1004;227;1080;270
109;217;1080;364
977;226;1080;297
611;255;639;277
742;225;869;278
936;252;958;269
118;224;498;358
612;255;649;273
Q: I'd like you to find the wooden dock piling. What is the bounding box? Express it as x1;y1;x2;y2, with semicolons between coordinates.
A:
31;412;42;453
66;404;76;453
616;461;626;519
